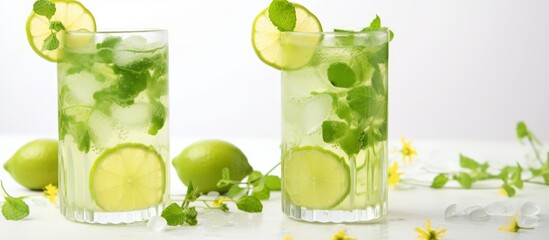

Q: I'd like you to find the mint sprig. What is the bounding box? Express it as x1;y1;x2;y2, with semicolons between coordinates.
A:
268;0;296;31
161;182;200;226
430;122;549;197
32;0;65;51
1;181;30;221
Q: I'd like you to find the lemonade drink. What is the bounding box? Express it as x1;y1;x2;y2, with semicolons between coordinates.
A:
57;30;169;224
281;30;389;222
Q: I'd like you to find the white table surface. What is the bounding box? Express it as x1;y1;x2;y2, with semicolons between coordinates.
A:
1;135;548;240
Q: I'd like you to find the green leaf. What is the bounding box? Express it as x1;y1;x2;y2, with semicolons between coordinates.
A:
236;195;263;213
161;203;184;226
371;67;385;94
516;121;528;141
511;163;523;189
321;120;348;143
2;197;30;221
248;171;263;185
459;154;480;170
368;43;389;65
264;175;281;191
96;36;122;49
268;0;296;31
502;183;516;197
327;62;356;88
542;173;549;185
346;86;370;119
148;100;167;135
49;21;65;31
33;0;56;20
454;173;473;189
338;128;367;156
184;182;200;202
182;207;198;226
96;49;114;64
74;122;90;153
335;103;353;124
252;185;270;200
42;33;59;51
431;174;449;188
389;30;395;41
226;185;245;198
369;15;381;29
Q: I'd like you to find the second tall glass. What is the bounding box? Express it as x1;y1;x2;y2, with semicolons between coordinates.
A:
280;30;389;223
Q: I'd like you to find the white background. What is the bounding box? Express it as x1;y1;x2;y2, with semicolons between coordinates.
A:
1;0;548;141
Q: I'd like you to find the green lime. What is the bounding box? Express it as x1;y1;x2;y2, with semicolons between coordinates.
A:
4;139;58;190
90;143;165;211
172;140;253;194
26;0;96;62
251;3;322;70
283;146;350;209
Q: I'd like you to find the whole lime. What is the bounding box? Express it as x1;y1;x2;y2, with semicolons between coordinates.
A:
172;140;253;193
4;139;58;190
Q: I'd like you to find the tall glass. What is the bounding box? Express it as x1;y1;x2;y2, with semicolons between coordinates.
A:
57;30;169;224
280;30;389;223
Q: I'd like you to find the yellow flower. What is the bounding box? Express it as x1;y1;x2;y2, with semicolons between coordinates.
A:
499;187;508;196
415;219;447;240
331;229;356;240
43;184;58;204
400;137;417;164
283;235;293;240
212;197;231;207
499;212;534;232
388;162;403;187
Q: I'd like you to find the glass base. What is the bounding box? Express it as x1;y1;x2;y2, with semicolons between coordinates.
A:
60;205;163;224
283;201;387;223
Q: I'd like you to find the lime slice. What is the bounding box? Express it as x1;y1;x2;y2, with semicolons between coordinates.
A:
90;143;165;212
26;0;96;62
251;4;322;70
283;146;349;209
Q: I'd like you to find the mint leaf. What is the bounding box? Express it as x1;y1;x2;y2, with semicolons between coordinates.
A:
322;120;348;143
431;174;449;188
335;103;353;124
236;195;263;213
2;197;29;221
226;185;244;198
511;164;524;189
97;36;122;49
74;122;91;153
543;173;549;185
184;182;200;203
248;171;263;185
264;175;281;190
33;0;56;20
161;203;184;226
389;30;395;41
339;128;367;156
49;21;65;31
516;121;528;140
346;86;370;119
454;173;473;189
182;207;198;226
252;185;270;200
42;33;59;51
370;15;381;29
371;67;385;94
268;0;296;31
148;100;167;135
368;43;389;65
327;63;356;88
459;154;480;170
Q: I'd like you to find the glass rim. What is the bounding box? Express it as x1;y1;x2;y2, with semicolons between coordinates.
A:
280;29;389;37
65;29;167;35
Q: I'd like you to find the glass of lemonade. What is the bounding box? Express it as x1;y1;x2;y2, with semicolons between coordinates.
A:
57;30;169;224
280;30;389;223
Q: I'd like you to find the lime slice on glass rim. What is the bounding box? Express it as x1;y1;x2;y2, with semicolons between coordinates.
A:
251;3;322;70
283;146;350;209
90;143;166;212
26;0;96;62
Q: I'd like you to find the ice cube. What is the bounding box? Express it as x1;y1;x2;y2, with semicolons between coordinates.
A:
147;216;167;232
444;204;458;219
518;215;540;228
467;208;490;221
111;102;152;130
282;69;329;99
124;36;147;50
485;201;515;216
520;201;540;217
299;94;332;134
64;71;103;106
88;110;114;147
198;210;232;228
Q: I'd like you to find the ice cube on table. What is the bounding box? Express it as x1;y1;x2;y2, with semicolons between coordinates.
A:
444;204;458;219
467;208;490;221
147;216;167;232
198;210;232;228
298;94;332;134
485;201;516;216
519;215;540;228
520;201;540;217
